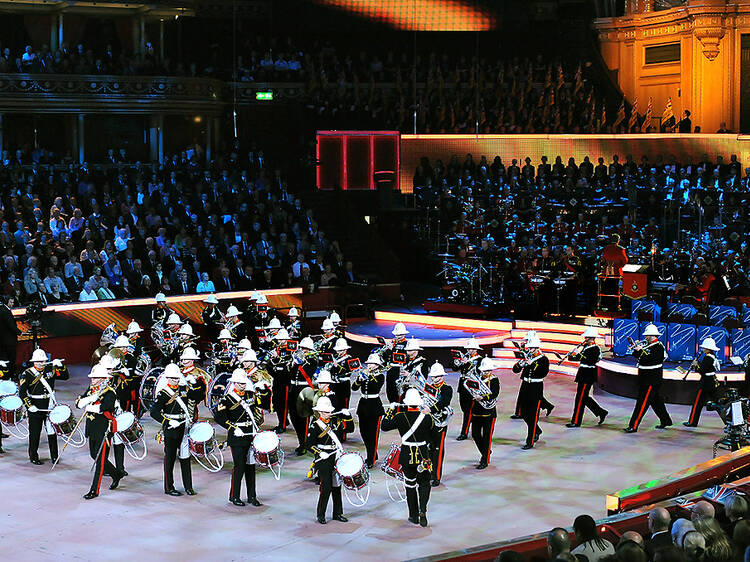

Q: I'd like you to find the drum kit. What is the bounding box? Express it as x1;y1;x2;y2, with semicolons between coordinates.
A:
253;430;284;480
335;452;370;507
436;255;502;306
380;443;406;503
188;421;224;472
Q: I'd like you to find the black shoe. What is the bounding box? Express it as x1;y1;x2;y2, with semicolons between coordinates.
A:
121;470;128;476
51;457;58;464
456;434;468;441
248;497;262;506
655;423;672;430
333;514;348;522
546;405;555;417
313;477;320;484
231;498;246;506
431;479;440;487
317;516;327;524
185;488;197;496
1;432;9;438
565;423;580;428
408;516;420;525
477;462;488;469
623;427;637;434
109;473;123;490
0;447;4;454
295;446;306;456
166;489;183;497
274;426;286;434
366;462;375;469
419;513;428;527
534;435;540;443
83;491;98;500
598;411;608;426
521;444;533;450
30;458;43;465
509;414;522;420
683;422;697;427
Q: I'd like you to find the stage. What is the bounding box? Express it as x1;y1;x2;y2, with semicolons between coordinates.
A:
0;364;729;562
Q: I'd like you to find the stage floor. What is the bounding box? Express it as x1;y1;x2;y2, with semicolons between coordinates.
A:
0;366;726;562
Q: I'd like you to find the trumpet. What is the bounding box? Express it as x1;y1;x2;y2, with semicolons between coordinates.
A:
554;342;585;366
627;337;647;353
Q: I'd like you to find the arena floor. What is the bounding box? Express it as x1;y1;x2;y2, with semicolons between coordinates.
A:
0;365;726;562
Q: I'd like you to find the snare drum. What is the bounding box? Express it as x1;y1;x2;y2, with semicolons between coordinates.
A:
48;404;77;436
336;452;369;491
188;422;216;457
0;395;25;426
115;411;144;444
0;379;18;398
381;443;403;479
253;430;282;468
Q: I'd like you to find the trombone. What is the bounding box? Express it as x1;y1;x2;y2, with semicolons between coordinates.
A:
626;337;647;353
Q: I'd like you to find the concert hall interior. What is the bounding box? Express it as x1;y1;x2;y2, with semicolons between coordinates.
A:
2;1;750;561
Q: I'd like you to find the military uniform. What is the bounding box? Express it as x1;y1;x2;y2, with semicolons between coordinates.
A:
429;381;453;481
685;352;721;427
352;368;385;467
214;388;264;504
306;412;354;522
152;306;170;325
289;354;317;451
381;406;436;524
455;352;481;437
626;341;672;431
512;355;548;448
384;339;408;403
182;365;209;422
77;384;125;497
246;366;273;412
329;354;357;436
150;382;205;494
268;346;292;432
201;306;222;342
18;363;69;463
469;376;499;463
568;345;607;426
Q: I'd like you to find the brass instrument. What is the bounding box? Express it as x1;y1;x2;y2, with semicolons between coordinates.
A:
99;323;118;347
626;337;647;353
463;366;497;409
554;342;585;366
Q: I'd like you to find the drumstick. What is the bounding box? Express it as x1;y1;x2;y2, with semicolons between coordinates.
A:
50;410;87;471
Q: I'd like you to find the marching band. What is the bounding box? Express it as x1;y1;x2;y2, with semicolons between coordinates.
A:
0;292;741;527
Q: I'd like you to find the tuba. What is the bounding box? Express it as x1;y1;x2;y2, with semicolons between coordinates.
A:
100;323;118;347
463;367;498;409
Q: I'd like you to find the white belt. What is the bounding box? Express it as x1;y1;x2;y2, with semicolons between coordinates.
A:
292;381;309;386
639;364;663;370
522;378;545;383
164;413;186;420
336;376;350;382
403;441;426;446
234;421;253;427
362;394;381;399
318;444;337;450
704;372;716;376
28;393;50;399
579;364;597;369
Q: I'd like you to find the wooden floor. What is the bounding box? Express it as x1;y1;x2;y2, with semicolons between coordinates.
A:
0;365;726;562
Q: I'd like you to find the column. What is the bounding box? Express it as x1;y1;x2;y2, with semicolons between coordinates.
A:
205;118;213;163
50;14;58;51
159;19;165;63
148;114;163;164
77;113;85;163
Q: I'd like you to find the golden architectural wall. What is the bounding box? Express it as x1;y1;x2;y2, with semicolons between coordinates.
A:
594;0;749;133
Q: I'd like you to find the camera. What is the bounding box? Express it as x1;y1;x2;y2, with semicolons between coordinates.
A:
25;299;46;328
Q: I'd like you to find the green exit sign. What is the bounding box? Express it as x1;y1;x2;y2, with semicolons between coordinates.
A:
256;91;273;101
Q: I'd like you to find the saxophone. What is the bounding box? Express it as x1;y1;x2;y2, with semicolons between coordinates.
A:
464;367;497;409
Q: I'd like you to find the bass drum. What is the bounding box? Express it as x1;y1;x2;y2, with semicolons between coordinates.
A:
207;371;232;414
138;366;164;413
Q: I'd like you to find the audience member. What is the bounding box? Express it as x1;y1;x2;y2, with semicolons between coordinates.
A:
571;514;615;562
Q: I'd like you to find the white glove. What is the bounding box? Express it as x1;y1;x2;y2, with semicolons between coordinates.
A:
85;404;101;414
77;395;95;408
168;420;180;429
319;451;331;460
185;374;196;385
341;408;350;416
52;359;63;367
28;405;39;413
233;428;245;437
